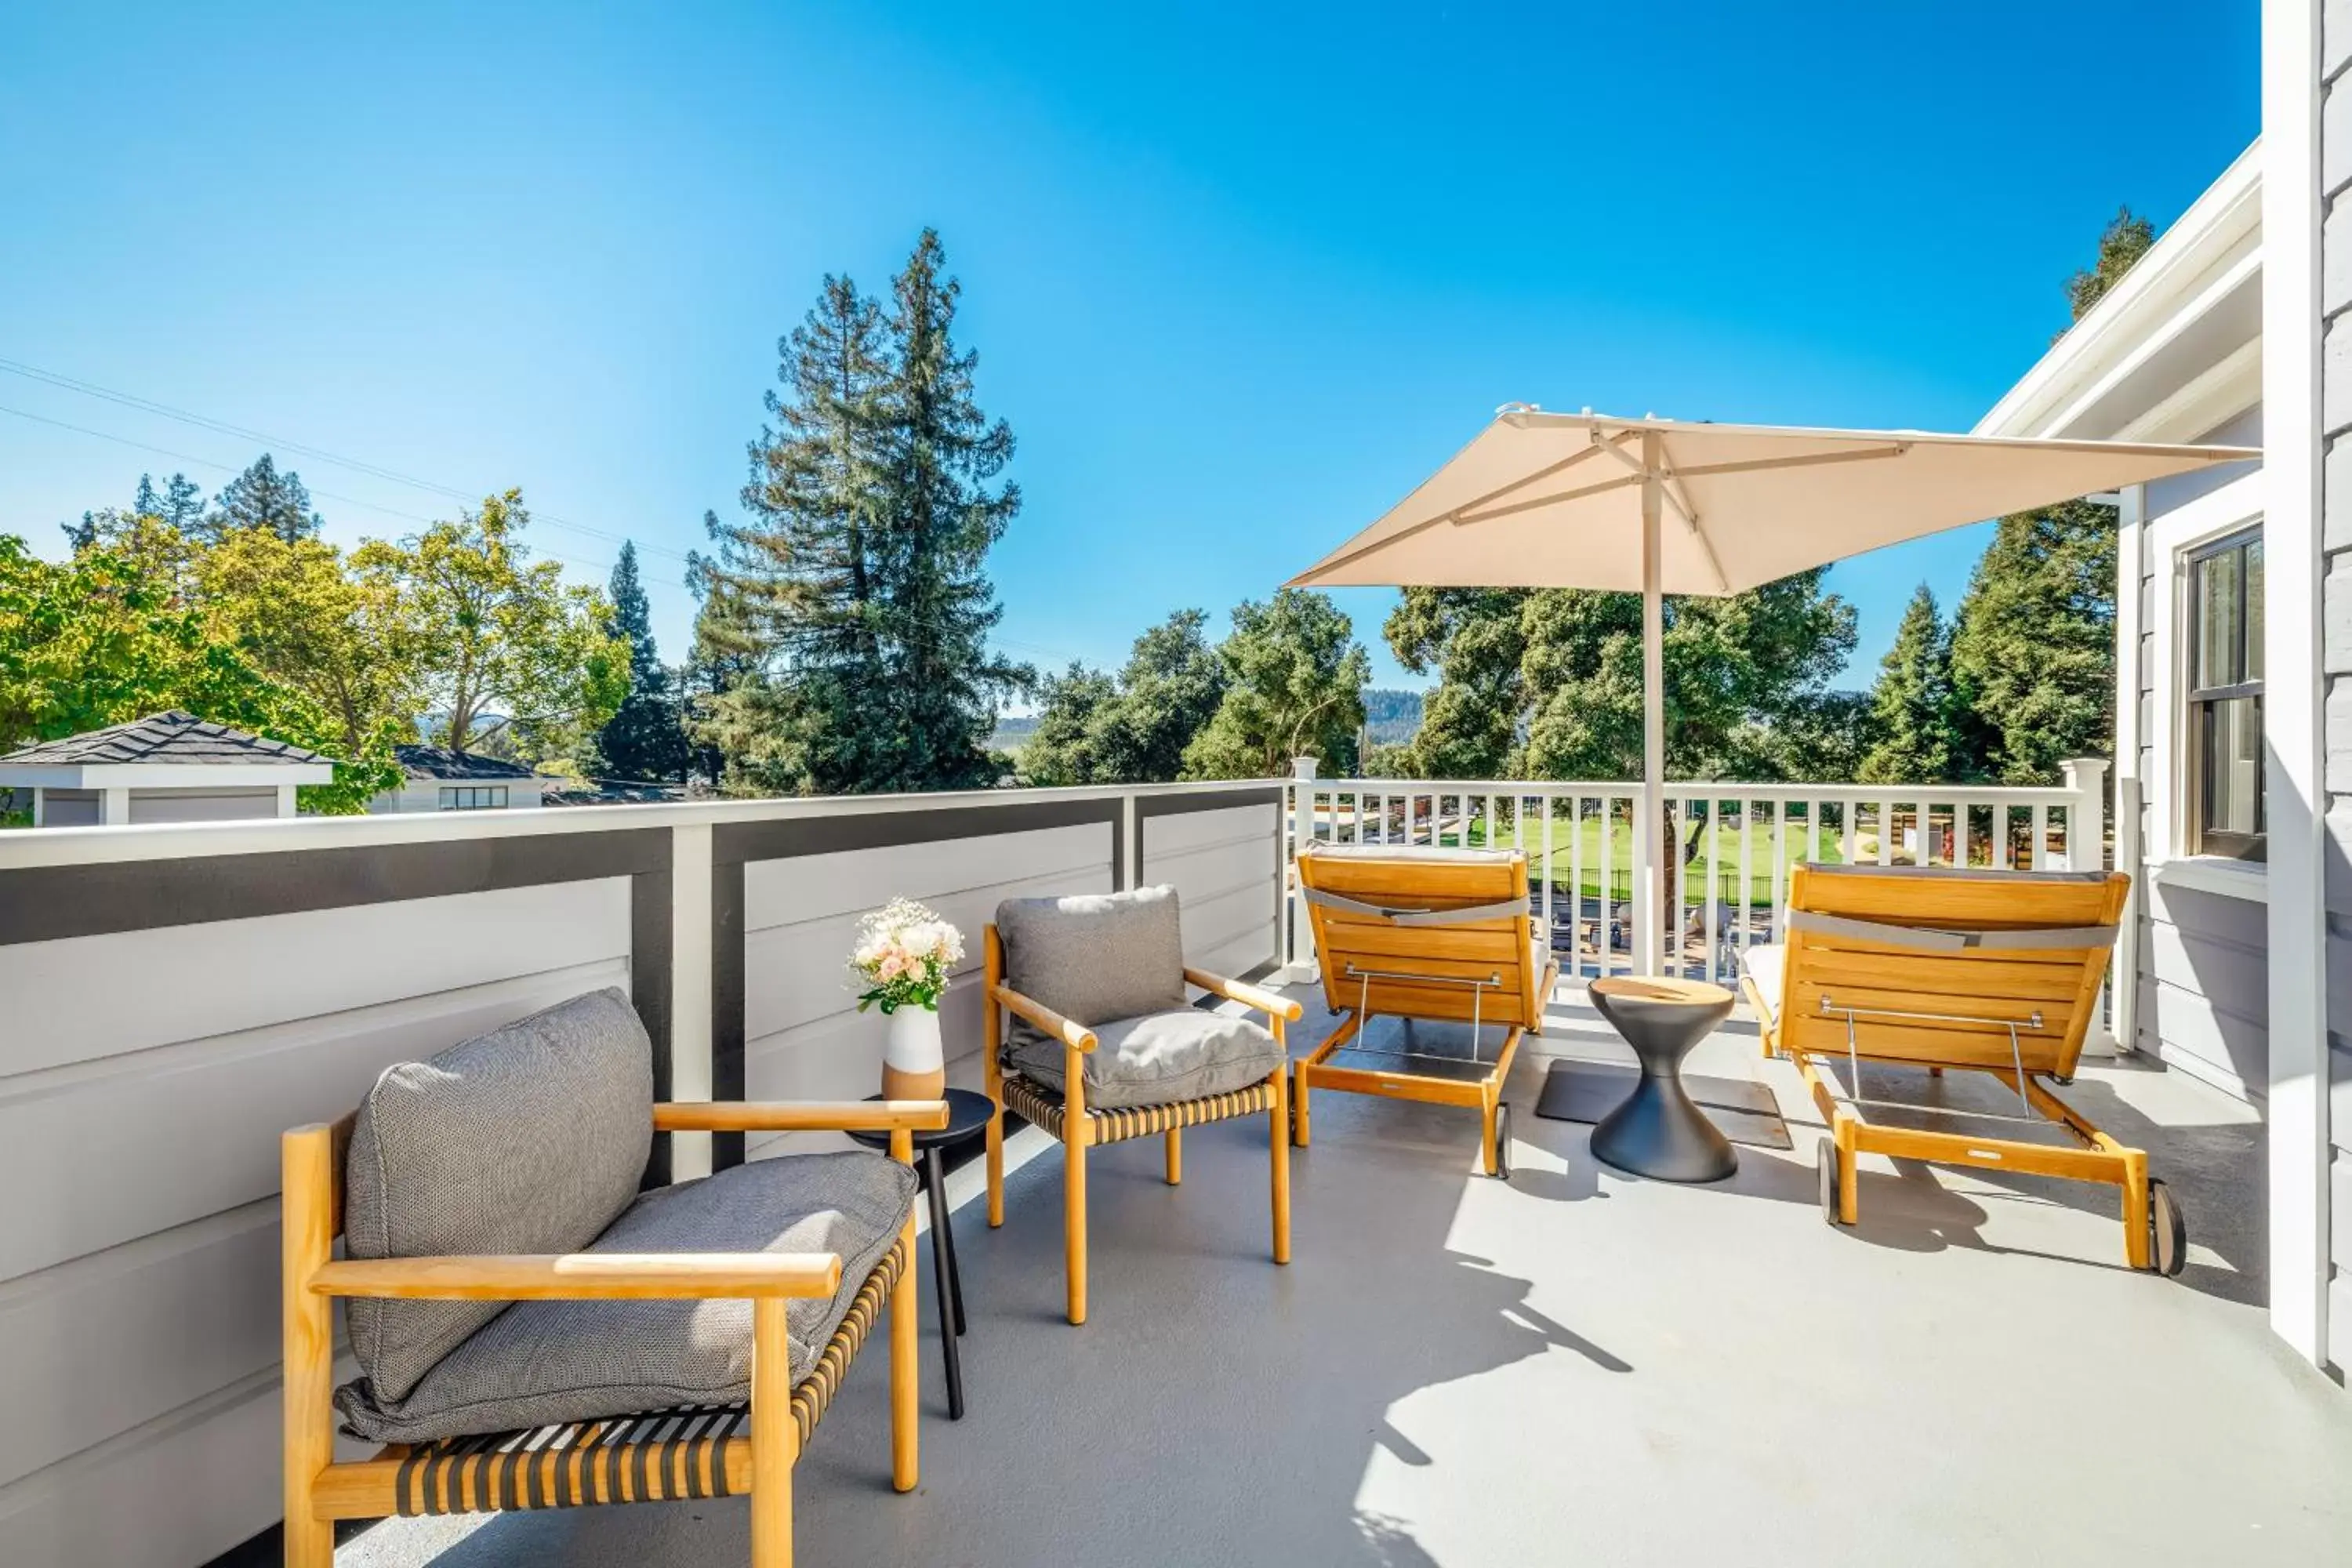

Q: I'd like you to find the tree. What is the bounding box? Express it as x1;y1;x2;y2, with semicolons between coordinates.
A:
208;453;323;543
197;526;421;763
693;232;1029;796
0;533;394;811
2064;207;2156;326
1856;585;1963;783
1020;662;1120;786
1182;589;1370;779
1018;609;1231;786
1385;588;1528;779
354;490;627;758
1949;499;2115;784
135;473;206;532
869;230;1031;789
587;542;690;782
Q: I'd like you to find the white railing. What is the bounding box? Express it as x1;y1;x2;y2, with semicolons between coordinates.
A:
1284;760;2110;990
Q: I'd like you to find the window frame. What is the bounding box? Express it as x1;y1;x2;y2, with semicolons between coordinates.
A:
2183;525;2264;861
436;785;510;811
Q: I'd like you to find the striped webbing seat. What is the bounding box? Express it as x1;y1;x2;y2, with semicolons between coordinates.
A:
383;1237;903;1516
999;1073;1276;1146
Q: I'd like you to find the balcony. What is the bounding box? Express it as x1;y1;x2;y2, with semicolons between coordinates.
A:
0;777;2344;1568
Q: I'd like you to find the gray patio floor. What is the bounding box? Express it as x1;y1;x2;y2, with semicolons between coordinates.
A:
345;982;2351;1567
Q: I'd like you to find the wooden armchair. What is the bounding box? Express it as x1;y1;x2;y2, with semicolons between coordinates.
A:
281;989;947;1568
978;887;1302;1325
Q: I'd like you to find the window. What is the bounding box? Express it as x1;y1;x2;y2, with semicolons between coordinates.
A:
437;785;510;811
2185;528;2263;859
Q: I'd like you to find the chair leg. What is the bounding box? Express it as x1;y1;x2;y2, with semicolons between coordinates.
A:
1164;1127;1182;1185
1292;1060;1312;1148
1479;1091;1501;1178
750;1298;799;1568
2120;1149;2151;1271
1834;1114;1860;1225
890;1234;919;1490
985;1103;1005;1229
1065;1131;1088;1326
1270;1068;1292;1265
281;1129;336;1568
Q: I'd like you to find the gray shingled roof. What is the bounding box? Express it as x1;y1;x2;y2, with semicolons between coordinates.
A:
394;745;540;782
0;710;329;767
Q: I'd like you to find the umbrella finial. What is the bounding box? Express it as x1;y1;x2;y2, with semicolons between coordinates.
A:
1495;401;1540;419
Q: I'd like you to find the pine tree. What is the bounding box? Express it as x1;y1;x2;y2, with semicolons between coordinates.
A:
134;473;205;530
692;232;1029;796
588;542;690;782
692;274;898;794
1857;585;1962;784
1949;499;2115;784
870;229;1030;789
208;454;322;542
2063;208;2156;326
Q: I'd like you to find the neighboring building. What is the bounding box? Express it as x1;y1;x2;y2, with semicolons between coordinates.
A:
371;745;550;813
1975;2;2344;1386
0;710;333;826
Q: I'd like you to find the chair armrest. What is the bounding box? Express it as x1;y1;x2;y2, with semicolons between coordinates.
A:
1183;966;1304;1023
308;1251;843;1301
651;1100;950;1134
990;983;1097;1053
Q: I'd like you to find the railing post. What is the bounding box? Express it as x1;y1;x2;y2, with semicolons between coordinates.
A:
2060;757;2117;1054
669;822;715;1180
1285;757;1320;983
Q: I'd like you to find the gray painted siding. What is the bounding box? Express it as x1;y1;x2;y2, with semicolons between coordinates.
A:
2325;0;2352;1377
2134;405;2270;1101
0;880;637;1568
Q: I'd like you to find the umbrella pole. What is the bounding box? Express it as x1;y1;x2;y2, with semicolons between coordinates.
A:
1638;434;1665;977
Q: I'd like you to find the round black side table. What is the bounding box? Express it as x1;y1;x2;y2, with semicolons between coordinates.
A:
848;1087;994;1420
1587;976;1740;1183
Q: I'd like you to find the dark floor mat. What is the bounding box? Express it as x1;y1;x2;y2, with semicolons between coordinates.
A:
1532;1059;1794;1151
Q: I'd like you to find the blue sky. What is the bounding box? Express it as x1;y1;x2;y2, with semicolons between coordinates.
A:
0;3;2257;697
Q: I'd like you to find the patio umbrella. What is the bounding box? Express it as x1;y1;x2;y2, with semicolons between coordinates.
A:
1289;406;2258;974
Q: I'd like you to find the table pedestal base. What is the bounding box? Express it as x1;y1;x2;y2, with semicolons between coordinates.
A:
1587;977;1739;1184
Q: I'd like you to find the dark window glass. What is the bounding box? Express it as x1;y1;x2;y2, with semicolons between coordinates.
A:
2186;529;2263;860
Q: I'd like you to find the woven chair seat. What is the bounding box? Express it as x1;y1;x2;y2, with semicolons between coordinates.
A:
379;1240;902;1517
1000;1072;1276;1146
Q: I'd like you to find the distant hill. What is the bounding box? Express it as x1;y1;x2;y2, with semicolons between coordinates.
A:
1362;688;1424;747
991;714;1039;753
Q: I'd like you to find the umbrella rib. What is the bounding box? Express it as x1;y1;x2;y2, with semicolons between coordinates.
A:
1451;470;1644;525
1668;444;1911;480
1650;439;1730;595
1303;435;1631;578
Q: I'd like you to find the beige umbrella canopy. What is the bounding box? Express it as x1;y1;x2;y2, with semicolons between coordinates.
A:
1290;405;2258;973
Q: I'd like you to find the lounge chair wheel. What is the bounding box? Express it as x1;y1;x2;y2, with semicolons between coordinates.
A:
2147;1178;2186;1277
1490;1104;1512;1181
1817;1138;1843;1226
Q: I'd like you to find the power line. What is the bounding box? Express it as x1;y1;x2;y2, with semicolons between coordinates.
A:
0;387;1087;666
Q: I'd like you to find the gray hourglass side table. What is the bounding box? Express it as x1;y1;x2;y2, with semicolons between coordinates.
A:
1586;976;1740;1183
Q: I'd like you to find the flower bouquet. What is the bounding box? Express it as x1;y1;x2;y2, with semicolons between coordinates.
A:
850;898;965;1099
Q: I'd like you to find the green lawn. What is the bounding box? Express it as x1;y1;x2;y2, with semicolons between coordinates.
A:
1324;808;1850;908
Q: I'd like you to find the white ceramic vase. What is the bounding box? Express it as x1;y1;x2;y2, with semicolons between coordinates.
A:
881;1004;946;1101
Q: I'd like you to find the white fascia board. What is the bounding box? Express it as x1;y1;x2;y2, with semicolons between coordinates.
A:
0;763;338;790
1976;141;2263;439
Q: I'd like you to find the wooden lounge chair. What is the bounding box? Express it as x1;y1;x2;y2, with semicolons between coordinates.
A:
1740;863;2186;1275
982;886;1301;1326
1293;844;1557;1179
281;989;947;1567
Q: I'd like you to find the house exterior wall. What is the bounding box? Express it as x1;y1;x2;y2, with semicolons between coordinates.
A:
36;789;99;826
368;776;549;814
2132;407;2270;1103
125;786;282;825
2319;0;2352;1380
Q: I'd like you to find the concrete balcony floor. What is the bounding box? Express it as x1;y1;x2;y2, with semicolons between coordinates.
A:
348;983;2350;1567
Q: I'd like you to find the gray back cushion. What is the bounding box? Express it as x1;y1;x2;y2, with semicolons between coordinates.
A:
336;1150;916;1445
343;987;653;1404
997;884;1188;1029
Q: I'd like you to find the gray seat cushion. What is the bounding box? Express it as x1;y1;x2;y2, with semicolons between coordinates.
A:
996;885;1188;1036
1007;1006;1286;1109
343;988;654;1405
336;1150;917;1445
